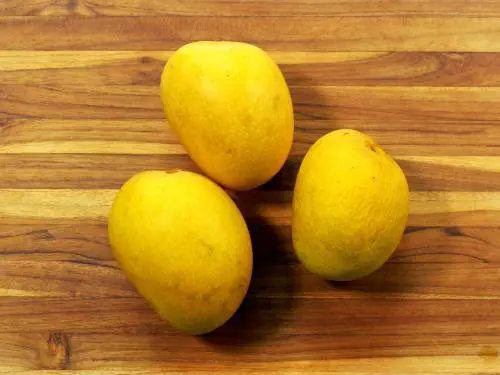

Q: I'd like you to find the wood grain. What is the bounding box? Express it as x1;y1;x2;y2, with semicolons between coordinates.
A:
1;189;500;227
4;0;500;17
2;85;500;121
2;119;500;156
4;51;500;87
1;1;500;374
2;153;500;191
2;16;500;52
3;350;500;375
2;224;500;300
2;295;500;336
3;222;500;264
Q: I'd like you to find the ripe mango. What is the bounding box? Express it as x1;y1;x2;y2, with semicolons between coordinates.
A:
292;129;409;281
108;170;253;334
161;41;294;191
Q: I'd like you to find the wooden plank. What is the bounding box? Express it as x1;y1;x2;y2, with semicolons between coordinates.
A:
0;84;162;120
396;156;500;191
293;120;500;156
2;367;500;375
0;119;182;155
3;258;500;300
0;257;131;298
1;358;500;374
0;1;73;16
236;191;500;227
1;220;500;299
0;222;111;260
0;154;199;189
69;335;500;371
3;51;500;87
2;119;500;157
0;333;42;372
0;295;499;339
1;153;500;191
292;86;500;122
1;189;500;227
3;223;500;265
1;243;500;301
1;328;499;375
282;52;500;87
3;0;500;17
1;16;500;52
2;85;500;122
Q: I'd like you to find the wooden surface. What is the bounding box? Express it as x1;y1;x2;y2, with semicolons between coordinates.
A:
1;1;500;373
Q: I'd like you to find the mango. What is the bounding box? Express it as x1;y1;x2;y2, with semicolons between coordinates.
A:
108;170;252;335
292;129;409;281
160;41;294;191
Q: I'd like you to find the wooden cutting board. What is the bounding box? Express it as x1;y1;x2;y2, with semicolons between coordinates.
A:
1;1;500;374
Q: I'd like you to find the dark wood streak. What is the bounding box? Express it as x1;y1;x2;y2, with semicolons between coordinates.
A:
3;52;500;87
1;153;498;191
4;0;500;17
40;332;72;370
1;250;110;263
1;16;500;52
2;84;500;123
66;259;120;270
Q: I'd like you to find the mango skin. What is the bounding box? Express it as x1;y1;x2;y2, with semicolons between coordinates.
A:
292;129;409;281
108;170;253;335
160;41;294;191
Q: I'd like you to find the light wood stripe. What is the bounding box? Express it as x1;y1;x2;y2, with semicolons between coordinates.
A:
48;356;500;374
0;189;115;219
4;0;500;17
2;132;498;171
2;119;500;156
1;260;499;300
3;142;500;160
398;156;500;173
0;288;64;297
1;358;499;374
1;85;500;121
0;297;499;334
411;192;500;213
2;153;499;191
3;51;500;87
1;16;500;52
1;190;499;227
2;352;500;374
1;222;499;299
293;86;500;122
0;140;186;155
0;51;384;70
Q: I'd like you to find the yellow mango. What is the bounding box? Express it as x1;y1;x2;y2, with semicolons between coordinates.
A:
161;41;294;191
108;170;252;334
292;129;409;281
